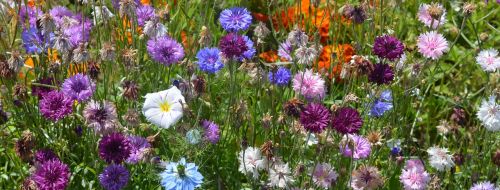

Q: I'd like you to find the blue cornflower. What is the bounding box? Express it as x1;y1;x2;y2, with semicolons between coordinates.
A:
239;35;256;61
219;7;252;32
268;67;291;86
160;158;204;190
387;139;402;156
369;90;393;117
196;48;223;73
22;28;53;54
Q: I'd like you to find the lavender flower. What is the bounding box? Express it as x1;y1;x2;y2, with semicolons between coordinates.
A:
99;164;130;190
136;5;155;26
340;135;371;159
268;67;291;86
278;40;293;61
126;135;151;164
240;35;256;61
369;90;393;117
62;74;95;102
83;100;119;135
147;36;185;66
312;163;338;189
39;91;73;121
202;120;220;144
219;7;252;32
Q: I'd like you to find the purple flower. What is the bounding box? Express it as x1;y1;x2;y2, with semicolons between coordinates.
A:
63;21;92;46
268;67;292;86
83;100;119;135
39;91;73;121
147;36;185;66
202;120;220;144
19;6;42;28
62;74;95;102
99;164;130;190
35;149;59;164
32;159;70;190
32;77;58;99
470;181;499;190
219;33;248;59
373;35;405;61
240;35;256;61
278;40;293;61
196;47;224;73
331;107;363;134
21;28;43;54
219;7;252;32
369;63;394;85
126;135;151;164
369;90;393;117
312;163;338;189
340;135;371;159
99;133;132;164
49;6;73;26
136;5;155;26
300;103;331;133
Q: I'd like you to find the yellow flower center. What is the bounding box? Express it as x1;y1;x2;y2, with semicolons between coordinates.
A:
160;101;171;112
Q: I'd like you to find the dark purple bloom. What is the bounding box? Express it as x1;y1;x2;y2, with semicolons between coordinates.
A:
219;7;252;32
32;78;58;99
239;35;256;61
62;74;95;102
136;5;155;26
268;67;292;86
368;63;394;85
126;135;151;164
39;91;73;121
32;159;70;190
99;164;130;190
202;120;220;144
219;33;248;59
300;103;331;133
196;47;224;73
35;149;59;164
74;125;83;136
331;107;363;134
99;133;132;164
147;36;185;66
372;35;405;61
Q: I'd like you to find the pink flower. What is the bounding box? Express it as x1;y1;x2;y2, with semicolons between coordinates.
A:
400;159;430;190
292;69;326;100
417;31;449;60
417;3;446;29
312;163;338;189
476;49;500;72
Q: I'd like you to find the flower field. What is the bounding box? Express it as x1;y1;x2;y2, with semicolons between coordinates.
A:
0;0;500;189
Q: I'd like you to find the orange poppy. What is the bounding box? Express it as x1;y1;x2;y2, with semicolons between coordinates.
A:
316;44;354;78
259;51;280;63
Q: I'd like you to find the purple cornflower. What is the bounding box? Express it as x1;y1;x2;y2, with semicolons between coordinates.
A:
49;6;73;26
39;91;73;121
369;90;393;117
99;164;130;190
300;103;331;133
99;133;132;164
219;33;248;59
268;67;292;86
219;7;252;32
136;5;155;26
62;20;93;46
19;6;42;28
278;40;293;61
83;100;119;135
126;135;151;164
202;120;220;144
312;163;338;189
196;47;224;73
62;74;95;102
240;35;256;61
470;181;499;190
331;107;363;134
340;135;371;159
369;63;394;85
32;159;70;190
147;36;185;66
373;35;405;61
34;149;59;164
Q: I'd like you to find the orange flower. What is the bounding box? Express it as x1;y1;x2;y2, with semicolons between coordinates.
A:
141;0;151;5
316;44;354;78
259;51;280;63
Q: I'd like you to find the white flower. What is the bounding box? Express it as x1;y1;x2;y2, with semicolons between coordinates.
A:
238;147;266;179
426;146;454;171
142;86;185;129
477;95;500;131
143;18;168;39
269;163;294;188
92;6;114;25
476;49;500;72
295;45;319;65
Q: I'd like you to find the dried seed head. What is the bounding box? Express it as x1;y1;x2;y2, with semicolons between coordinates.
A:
450;107;466;126
343;93;359;103
13;83;28;101
254;22;270;44
15;130;35;162
100;42;116;61
38;13;56;36
123;109;141;127
0;58;14;78
87;61;100;80
72;43;89;63
260;140;274;160
453;153;465;166
119;0;137;18
8;51;24;72
366;131;384;146
479;33;489;42
121;48;138;67
122;80;140;100
198;26;212;47
283;98;304;118
21;177;37;190
428;3;444;20
462;2;476;15
261;113;273;129
493;149;500;167
192;75;206;95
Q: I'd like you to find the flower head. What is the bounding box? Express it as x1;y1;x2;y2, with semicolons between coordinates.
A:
312;163;338;189
202;120;220;144
400;159;430;190
418;3;446;29
62;74;95;102
292;69;326;100
417;31;449;60
369;90;393;117
32;160;70;190
99;132;132;164
219;33;248;59
470;181;499;190
99;164;130;190
39;91;73;121
369;63;394;85
269;163;294;188
219;7;252;32
238;147;266;179
351;165;384;190
136;5;155;26
278;40;293;61
300;103;331;133
84;100;119;135
240;35;256;61
160;158;204;190
142;86;185;129
295;45;319;65
126;135;151;164
476;49;500;72
427;146;454;171
372;35;405;61
340;135;371;159
147;36;185;66
196;47;224;73
34;149;59;164
477;95;500;131
331;107;363;134
268;67;292;86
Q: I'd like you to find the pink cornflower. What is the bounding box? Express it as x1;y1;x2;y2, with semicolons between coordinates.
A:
292;69;326;100
476;49;500;72
400;159;430;190
417;31;449;60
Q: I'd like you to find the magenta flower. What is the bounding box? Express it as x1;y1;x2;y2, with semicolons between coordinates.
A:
372;35;405;61
32;160;70;190
99;133;132;164
62;74;95;102
219;33;248;59
331;107;363;134
300;103;331;133
39;91;73;121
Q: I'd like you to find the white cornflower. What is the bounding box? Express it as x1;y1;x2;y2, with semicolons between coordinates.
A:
295;45;319;65
143;18;168;38
477;95;500;131
476;49;500;72
142;86;185;129
426;146;454;171
269;163;294;188
238;147;267;179
287;28;308;47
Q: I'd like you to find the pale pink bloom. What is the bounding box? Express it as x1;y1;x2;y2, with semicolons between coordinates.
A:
427;146;454;171
417;31;449;60
417;3;446;29
312;163;338;189
476;49;500;72
292;69;326;100
400;159;430;190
